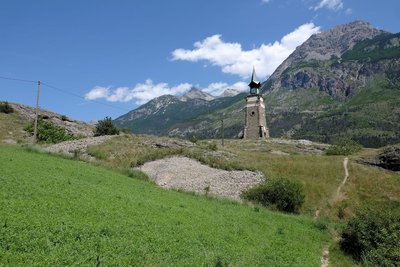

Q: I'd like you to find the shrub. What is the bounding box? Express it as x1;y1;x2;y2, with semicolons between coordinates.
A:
242;178;305;213
340;206;400;266
326;137;363;155
25;118;75;144
0;101;14;114
207;142;218;151
94;116;120;136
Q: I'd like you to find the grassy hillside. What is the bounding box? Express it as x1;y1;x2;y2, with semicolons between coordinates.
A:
0;112;30;144
86;135;400;222
293;77;400;147
114;94;245;136
79;135;400;266
0;145;328;266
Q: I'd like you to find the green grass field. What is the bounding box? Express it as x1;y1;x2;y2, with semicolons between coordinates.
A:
0;145;328;266
88;136;400;221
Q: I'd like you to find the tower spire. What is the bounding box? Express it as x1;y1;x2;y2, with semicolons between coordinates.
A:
248;67;261;94
251;66;259;84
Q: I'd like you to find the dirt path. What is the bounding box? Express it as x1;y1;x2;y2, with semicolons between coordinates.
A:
139;156;265;200
318;157;349;267
320;246;330;267
336;157;349;198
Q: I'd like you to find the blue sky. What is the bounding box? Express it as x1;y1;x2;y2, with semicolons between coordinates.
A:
0;0;399;121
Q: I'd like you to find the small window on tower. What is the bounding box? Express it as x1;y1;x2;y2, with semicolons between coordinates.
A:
250;111;255;116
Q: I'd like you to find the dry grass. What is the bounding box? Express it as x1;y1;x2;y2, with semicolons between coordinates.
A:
0;112;31;143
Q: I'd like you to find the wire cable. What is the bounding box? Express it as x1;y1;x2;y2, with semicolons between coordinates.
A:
0;74;130;112
0;75;37;84
41;81;130;111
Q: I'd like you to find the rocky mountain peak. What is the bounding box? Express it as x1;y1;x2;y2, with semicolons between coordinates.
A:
180;88;215;101
219;88;241;98
269;20;385;81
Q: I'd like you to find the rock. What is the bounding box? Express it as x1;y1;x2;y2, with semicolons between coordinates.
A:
2;139;17;144
374;146;400;171
266;21;387;98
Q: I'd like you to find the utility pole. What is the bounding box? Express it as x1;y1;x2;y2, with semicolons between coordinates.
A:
33;80;40;144
221;113;224;147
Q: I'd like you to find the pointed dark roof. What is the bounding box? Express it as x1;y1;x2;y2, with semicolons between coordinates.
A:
248;67;261;88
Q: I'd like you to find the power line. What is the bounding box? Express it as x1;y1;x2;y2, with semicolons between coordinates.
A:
0;75;36;84
0;74;130;112
40;81;129;111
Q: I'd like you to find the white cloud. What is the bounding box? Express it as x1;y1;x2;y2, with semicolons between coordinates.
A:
85;80;249;104
345;8;352;15
261;0;271;4
85;80;192;105
313;0;344;11
85;86;110;100
171;22;320;80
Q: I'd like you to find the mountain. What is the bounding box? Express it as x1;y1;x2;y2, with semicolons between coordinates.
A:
115;21;400;147
219;88;241;98
179;88;215;101
114;93;245;137
261;21;400;147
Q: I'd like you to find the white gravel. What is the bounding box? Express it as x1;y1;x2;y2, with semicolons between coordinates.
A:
44;135;115;155
139;156;265;200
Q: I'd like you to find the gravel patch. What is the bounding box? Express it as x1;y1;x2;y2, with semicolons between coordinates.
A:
44;135;115;156
139;156;265;200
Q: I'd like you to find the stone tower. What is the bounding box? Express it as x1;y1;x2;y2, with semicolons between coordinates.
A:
243;68;269;139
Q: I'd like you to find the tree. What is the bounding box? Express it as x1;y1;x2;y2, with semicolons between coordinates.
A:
0;101;14;114
25;118;74;143
94;116;120;136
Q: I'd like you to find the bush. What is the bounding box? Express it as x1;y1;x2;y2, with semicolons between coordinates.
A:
94;116;119;136
25;118;75;144
340;206;400;266
0;101;14;114
242;178;305;213
326;137;363;155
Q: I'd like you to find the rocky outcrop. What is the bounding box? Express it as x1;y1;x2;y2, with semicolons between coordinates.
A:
268;21;385;86
372;146;400;171
263;21;391;99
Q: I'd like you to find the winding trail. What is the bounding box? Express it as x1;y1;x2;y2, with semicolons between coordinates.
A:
336;157;349;198
319;157;349;267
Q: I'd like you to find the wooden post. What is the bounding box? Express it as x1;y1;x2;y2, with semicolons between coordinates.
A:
33;80;40;144
221;113;224;147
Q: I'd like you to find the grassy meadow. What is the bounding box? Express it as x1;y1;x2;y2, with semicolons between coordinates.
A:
87;136;400;220
0;145;329;266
